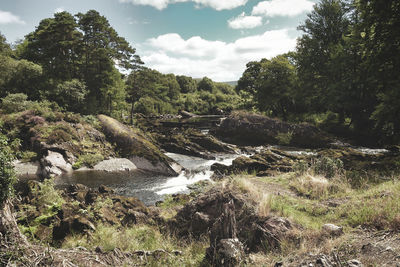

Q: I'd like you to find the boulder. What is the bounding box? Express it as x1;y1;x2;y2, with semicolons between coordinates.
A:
210;112;331;148
93;158;137;172
41;150;72;177
211;149;294;176
97;114;179;176
322;223;343;236
12;160;42;179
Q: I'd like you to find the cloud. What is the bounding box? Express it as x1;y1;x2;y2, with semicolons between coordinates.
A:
142;29;296;81
0;10;25;25
228;12;263;29
252;0;314;17
54;7;65;13
119;0;248;10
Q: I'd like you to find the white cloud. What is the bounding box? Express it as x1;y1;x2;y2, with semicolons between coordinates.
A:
54;7;65;13
119;0;248;10
0;10;25;25
252;0;314;17
141;29;296;81
228;12;263;29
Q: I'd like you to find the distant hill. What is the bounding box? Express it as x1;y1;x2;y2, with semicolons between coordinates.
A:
193;78;238;87
222;81;238;87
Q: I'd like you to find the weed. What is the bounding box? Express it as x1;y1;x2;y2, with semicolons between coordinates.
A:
276;131;293;145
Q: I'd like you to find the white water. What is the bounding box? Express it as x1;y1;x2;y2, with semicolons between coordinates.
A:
153;153;241;195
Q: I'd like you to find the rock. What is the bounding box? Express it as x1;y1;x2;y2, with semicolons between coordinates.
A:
179;110;197;118
213;238;245;267
41;150;72;177
210;112;331;148
98;185;114;194
67;184;89;202
322;224;343;236
216;149;294;176
97;114;180;176
205;200;245;267
121;210;148;226
192;212;211;234
171;188;294;254
12;160;42;179
316;255;334;267
53;213;95;240
99;207;120;225
347;259;363;267
93;158;137;172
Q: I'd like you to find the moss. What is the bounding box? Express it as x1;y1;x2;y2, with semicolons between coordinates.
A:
98;114;170;164
73;153;104;169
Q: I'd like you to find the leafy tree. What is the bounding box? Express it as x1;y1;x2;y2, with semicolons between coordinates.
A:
77;10;142;113
56;79;88;112
256;55;297;120
296;0;351;116
197;77;215;92
176;75;197;93
22;12;82;84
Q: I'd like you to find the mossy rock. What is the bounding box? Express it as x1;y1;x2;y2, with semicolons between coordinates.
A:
97;115;179;176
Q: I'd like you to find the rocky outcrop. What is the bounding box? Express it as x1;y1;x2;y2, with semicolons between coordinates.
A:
93;158;137;172
41;150;72;177
97;115;180;176
170;188;293;254
211;149;299;177
205;200;245;267
14;181;162;245
12;160;42;179
210;112;332;148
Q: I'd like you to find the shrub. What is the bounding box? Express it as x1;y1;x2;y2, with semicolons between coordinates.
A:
312;156;344;178
0;135;16;207
0;93;29;114
276;131;293;145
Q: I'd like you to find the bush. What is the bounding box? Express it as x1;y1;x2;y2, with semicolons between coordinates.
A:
0;93;29;114
276;131;293;145
313;156;344;178
0;135;16;207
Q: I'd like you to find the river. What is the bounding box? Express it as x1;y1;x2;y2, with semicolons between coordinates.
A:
56;153;242;205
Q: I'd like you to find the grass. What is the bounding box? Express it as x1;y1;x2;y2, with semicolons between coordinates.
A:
63;223;208;266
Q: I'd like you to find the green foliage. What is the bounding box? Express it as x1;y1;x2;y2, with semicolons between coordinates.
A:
276;131;293;145
73;153;104;169
0;134;16;206
197;77;215;92
0;93;29;114
312;156;344;178
63;223;208;266
56;80;88;112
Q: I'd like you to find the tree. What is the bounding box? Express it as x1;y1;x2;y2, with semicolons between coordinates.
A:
236;59;268;109
357;0;400;142
176;75;197;93
296;0;351;117
197;77;215;92
77;10;142;113
255;55;297;120
22;12;82;84
56;79;88;112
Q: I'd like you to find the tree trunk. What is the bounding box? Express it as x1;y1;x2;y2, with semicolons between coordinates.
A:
0;200;28;246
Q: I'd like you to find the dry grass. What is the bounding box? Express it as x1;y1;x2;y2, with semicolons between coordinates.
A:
233;176;272;217
289;173;350;199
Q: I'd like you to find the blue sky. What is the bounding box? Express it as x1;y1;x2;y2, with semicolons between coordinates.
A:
0;0;317;81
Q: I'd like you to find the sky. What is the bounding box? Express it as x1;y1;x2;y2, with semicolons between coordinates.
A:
0;0;317;81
